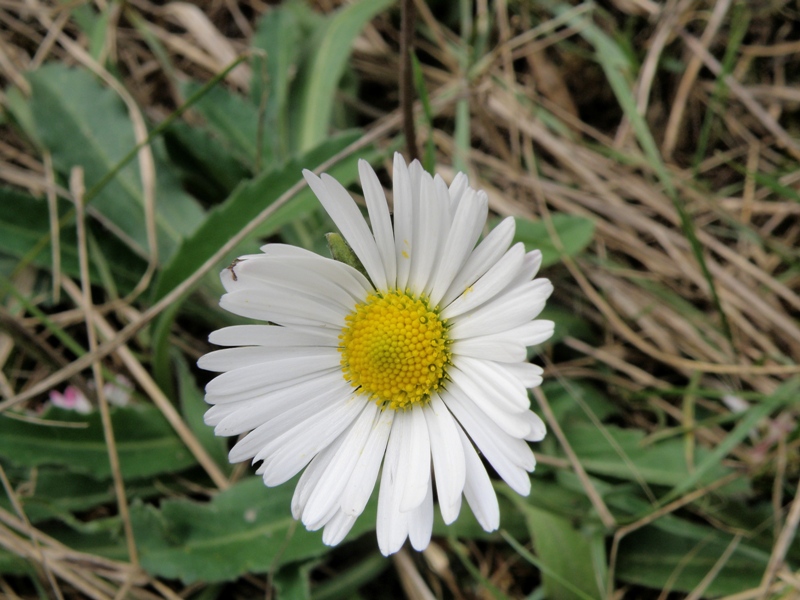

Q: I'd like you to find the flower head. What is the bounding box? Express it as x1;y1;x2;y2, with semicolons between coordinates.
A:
199;154;554;555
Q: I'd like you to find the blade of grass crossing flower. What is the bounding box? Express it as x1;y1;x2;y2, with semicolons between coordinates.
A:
296;0;394;152
543;1;734;349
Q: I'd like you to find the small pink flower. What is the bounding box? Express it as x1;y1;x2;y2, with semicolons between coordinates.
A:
49;386;92;414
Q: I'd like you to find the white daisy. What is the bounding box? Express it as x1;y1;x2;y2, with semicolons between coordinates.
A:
199;153;554;556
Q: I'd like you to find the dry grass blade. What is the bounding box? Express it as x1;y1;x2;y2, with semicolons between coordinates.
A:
533;387;616;529
72;166;138;565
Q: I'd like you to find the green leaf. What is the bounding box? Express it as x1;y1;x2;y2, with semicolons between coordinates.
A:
326;233;369;281
562;423;732;488
151;130;366;302
0;186;146;290
27;64;205;261
131;477;378;583
182;80;265;170
616;527;768;596
251;3;307;162
296;0;394;151
0;468;161;525
174;352;230;472
542;380;619;425
164;119;251;200
0;405;197;480
511;213;595;267
274;561;315;600
505;496;605;600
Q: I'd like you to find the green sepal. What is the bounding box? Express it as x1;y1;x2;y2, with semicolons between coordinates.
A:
326;232;371;284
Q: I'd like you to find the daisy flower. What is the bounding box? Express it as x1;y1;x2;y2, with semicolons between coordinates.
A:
199;154;554;556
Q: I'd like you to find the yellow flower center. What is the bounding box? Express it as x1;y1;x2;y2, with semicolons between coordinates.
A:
339;290;450;410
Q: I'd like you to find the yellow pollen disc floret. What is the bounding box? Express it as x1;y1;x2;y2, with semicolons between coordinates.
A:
339;290;450;410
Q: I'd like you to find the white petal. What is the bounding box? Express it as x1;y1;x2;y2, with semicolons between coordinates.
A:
204;351;340;398
408;478;433;551
208;325;338;348
442;387;533;496
447;369;530;437
453;356;530;413
440;216;515;308
258;396;366;486
501;362;544;388
230;255;367;309
447;279;553;340
396;405;431;512
448;172;469;206
322;509;357;547
451;337;526;363
424;394;465;524
340;408;395;516
292;432;346;519
302;402;380;529
259;245;374;293
392;153;414;291
226;378;351;462
220;286;347;328
427;188;488;306
199;345;333;373
457;425;499;531
210;371;342;435
303;170;387;290
516;250;543;285
376;419;409;556
359;159;397;289
442;243;525;319
407;172;441;296
522;410;547;442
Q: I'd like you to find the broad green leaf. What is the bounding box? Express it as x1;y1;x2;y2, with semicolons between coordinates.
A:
0;405;196;480
131;477;378;583
562;422;732;488
164;119;252;200
0;187;146;290
506;495;605;600
174;352;229;472
181;80;264;170
274;561;315;600
541;380;619;426
296;0;394;151
511;213;595;267
251;3;308;162
0;468;161;525
151;130;366;302
27;64;205;261
616;527;768;596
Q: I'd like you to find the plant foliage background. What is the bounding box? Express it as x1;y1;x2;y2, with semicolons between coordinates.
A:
0;0;799;598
